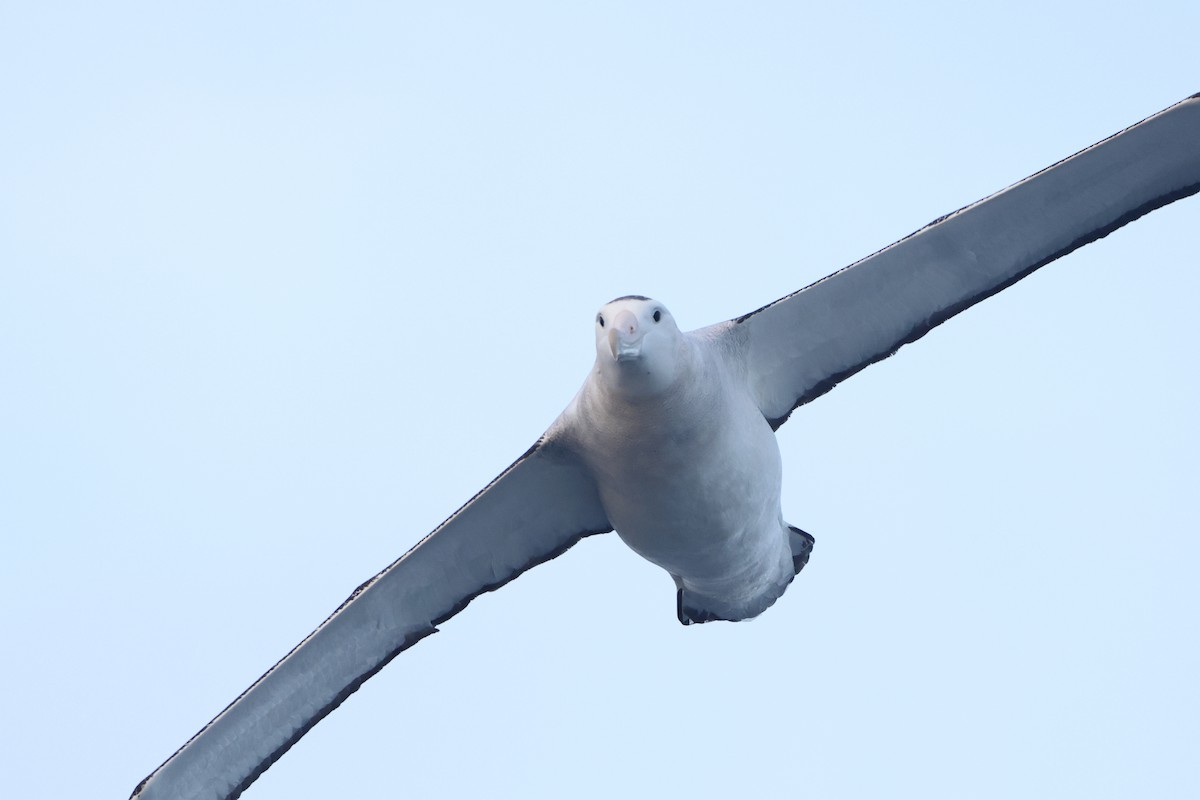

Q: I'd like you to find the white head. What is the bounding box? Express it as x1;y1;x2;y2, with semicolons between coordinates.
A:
593;296;687;397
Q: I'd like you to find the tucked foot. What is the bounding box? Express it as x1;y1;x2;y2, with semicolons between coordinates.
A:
676;587;731;626
788;524;815;574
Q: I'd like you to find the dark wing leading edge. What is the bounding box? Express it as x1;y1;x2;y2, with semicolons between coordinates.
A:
707;94;1200;430
131;435;611;800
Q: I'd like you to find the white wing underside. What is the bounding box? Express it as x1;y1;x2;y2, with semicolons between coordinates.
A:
131;94;1199;800
706;94;1200;427
131;436;610;800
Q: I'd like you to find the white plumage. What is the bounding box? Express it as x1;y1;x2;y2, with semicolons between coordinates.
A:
131;94;1200;800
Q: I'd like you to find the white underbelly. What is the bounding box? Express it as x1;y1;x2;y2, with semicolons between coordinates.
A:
592;397;788;593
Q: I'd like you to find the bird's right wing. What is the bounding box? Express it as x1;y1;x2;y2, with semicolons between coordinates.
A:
707;94;1200;429
130;432;611;800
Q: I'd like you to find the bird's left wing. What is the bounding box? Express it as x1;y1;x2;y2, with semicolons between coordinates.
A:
706;94;1200;429
131;433;611;800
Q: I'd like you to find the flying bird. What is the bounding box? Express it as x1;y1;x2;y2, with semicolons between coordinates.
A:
132;94;1200;800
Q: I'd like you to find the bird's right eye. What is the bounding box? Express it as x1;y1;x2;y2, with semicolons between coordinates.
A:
597;315;605;327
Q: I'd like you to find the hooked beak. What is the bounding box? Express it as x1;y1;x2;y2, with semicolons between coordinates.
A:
607;309;642;361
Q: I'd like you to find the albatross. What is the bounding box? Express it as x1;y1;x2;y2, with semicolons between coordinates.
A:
132;94;1200;800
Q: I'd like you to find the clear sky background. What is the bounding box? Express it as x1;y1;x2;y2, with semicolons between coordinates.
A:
2;3;1197;799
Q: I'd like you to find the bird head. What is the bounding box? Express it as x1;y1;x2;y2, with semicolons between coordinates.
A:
593;295;686;397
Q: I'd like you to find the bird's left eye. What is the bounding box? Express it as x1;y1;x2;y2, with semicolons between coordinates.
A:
653;309;662;323
597;315;606;327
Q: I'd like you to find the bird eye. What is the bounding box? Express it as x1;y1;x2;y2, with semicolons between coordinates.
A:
653;309;662;323
597;315;605;327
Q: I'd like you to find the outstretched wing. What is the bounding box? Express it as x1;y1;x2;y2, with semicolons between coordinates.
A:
131;434;611;800
709;94;1200;429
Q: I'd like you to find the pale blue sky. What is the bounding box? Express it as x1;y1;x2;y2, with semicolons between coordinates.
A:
2;3;1197;798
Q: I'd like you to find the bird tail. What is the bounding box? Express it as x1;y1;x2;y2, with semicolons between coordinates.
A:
675;525;816;625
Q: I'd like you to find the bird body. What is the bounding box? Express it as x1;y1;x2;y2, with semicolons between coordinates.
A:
563;296;799;623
